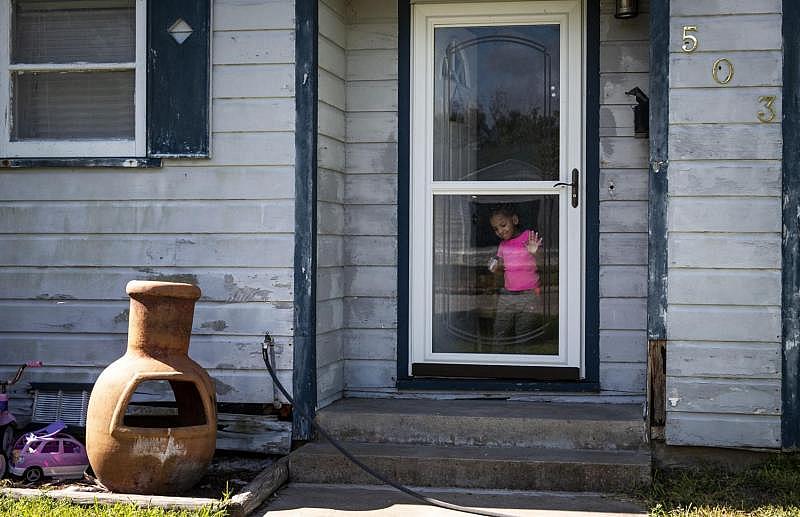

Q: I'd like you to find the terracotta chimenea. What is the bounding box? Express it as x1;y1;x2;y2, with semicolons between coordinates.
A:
86;281;217;495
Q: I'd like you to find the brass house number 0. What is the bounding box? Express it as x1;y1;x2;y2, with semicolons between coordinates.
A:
712;58;734;85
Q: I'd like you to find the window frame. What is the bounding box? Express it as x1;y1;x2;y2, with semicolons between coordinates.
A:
0;0;147;158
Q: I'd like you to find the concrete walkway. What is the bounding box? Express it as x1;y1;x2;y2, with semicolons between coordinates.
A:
255;483;648;516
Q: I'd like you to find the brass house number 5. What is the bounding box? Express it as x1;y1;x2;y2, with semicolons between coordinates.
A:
681;25;698;52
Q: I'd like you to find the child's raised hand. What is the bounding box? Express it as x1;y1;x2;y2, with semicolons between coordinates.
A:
526;231;543;254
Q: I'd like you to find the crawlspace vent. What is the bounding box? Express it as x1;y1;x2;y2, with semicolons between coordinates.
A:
31;384;92;428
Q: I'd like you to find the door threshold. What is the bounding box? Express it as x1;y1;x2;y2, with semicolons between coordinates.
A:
397;377;598;392
411;363;580;381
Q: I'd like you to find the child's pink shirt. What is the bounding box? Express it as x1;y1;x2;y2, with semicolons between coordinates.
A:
497;229;541;293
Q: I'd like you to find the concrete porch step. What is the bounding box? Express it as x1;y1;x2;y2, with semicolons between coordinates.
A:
289;441;652;492
256;483;648;516
316;398;647;450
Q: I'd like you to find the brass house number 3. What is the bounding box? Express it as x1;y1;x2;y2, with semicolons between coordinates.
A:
758;95;777;123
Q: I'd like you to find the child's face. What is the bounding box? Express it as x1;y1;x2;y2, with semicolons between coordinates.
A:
490;213;518;241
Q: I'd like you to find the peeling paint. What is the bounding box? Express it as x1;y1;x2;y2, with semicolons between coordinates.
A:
606;180;616;198
147;272;199;285
46;322;74;330
214;377;235;395
36;293;76;300
200;320;228;331
600;139;614;167
223;274;272;302
113;309;130;324
131;434;187;465
668;397;681;407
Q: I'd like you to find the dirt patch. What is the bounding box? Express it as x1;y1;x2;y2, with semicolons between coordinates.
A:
185;452;279;498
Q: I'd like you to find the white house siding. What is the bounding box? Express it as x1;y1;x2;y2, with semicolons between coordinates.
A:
598;0;650;396
339;0;649;396
342;0;399;393
665;0;783;447
317;0;348;408
0;0;297;413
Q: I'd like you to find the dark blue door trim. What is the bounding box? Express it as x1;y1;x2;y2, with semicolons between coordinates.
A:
647;0;668;342
293;0;318;441
397;0;412;386
782;0;800;450
396;1;600;391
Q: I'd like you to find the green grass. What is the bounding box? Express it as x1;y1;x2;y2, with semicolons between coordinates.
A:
0;481;233;516
642;453;800;516
0;496;229;517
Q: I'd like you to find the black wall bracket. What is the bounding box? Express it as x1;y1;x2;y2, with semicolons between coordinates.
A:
626;87;650;139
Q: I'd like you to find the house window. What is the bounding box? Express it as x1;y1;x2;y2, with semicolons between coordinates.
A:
0;0;147;158
0;0;213;162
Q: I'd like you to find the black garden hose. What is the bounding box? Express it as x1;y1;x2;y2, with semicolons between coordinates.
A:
261;336;518;517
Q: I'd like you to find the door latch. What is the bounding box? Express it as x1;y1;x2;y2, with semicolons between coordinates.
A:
554;168;580;208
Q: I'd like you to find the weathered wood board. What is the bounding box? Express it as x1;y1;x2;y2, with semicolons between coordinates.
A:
216;413;292;454
666;412;780;448
317;0;348;408
671;0;780;16
668;160;781;197
668;342;781;379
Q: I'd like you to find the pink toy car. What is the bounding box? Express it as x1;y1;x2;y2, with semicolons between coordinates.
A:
8;421;89;483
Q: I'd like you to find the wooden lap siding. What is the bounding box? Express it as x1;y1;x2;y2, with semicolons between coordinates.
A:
339;0;648;395
317;0;348;408
341;0;400;393
0;0;297;408
665;0;783;447
598;0;650;396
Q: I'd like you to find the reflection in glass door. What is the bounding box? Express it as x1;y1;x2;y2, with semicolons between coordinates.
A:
410;2;583;375
433;195;559;356
434;25;560;183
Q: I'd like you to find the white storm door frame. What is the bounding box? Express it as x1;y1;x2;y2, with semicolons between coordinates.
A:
408;1;585;373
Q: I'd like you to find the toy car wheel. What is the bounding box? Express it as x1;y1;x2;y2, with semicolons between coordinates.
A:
23;467;43;483
0;426;12;455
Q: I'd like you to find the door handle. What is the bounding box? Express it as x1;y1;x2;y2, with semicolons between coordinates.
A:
553;168;580;208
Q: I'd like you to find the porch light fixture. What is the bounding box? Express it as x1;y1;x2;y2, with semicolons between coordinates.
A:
615;0;638;19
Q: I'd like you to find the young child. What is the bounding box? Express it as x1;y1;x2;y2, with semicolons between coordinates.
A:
488;205;543;344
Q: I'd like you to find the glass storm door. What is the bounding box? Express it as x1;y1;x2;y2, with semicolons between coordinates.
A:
409;1;583;379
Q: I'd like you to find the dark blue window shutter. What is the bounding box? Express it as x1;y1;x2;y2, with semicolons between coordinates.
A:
147;0;211;157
